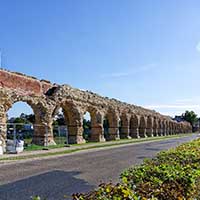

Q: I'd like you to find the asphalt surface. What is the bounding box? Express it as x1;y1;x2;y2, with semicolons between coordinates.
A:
0;134;198;200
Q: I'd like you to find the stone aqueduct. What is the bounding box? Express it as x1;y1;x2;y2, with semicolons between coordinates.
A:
0;69;192;151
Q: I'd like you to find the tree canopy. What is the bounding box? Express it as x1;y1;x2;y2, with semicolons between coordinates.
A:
182;110;198;126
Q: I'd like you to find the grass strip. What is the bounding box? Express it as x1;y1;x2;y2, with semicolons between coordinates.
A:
0;133;194;161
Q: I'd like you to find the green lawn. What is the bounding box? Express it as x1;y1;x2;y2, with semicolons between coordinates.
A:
22;133;194;151
0;133;195;162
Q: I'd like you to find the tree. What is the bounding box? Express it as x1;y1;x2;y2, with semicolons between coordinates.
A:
53;114;66;126
182;110;198;126
19;113;35;124
26;114;35;124
7;113;35;131
13;117;27;131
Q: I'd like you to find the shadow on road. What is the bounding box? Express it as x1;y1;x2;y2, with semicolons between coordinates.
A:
145;147;161;151
0;170;94;200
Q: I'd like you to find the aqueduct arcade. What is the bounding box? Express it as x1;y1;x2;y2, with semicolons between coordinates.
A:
0;69;192;151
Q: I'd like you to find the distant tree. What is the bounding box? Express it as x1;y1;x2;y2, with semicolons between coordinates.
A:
13;117;26;124
12;117;27;131
20;113;27;120
182;110;198;126
83;119;91;140
7;113;35;131
19;113;35;124
53;114;66;126
26;114;35;124
83;119;91;130
103;118;109;138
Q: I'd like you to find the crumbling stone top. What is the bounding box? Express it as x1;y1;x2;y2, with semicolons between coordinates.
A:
0;68;174;121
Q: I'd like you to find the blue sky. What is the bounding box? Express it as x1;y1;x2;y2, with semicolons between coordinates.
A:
1;0;200;118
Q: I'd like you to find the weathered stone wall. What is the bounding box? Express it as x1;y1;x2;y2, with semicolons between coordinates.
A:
0;69;53;96
0;68;192;151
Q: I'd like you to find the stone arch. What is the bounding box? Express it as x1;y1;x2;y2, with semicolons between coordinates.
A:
165;121;170;135
82;106;105;142
153;117;159;136
5;99;37;120
6;101;35;143
52;101;85;144
174;122;177;134
7;99;44;145
176;122;179;134
169;121;173;135
173;122;176;134
139;115;147;138
103;108;119;141
0;68;195;152
129;114;140;138
162;120;167;136
82;111;92;141
173;122;177;134
157;118;163;136
161;120;165;136
181;123;185;133
0;95;55;148
182;123;185;133
146;116;154;137
18;100;54;146
119;113;131;139
180;123;183;134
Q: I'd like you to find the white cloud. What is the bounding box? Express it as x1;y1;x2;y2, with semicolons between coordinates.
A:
101;63;157;78
144;102;200;117
175;98;195;103
145;104;200;109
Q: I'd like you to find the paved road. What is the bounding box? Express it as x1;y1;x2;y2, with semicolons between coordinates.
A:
0;134;198;200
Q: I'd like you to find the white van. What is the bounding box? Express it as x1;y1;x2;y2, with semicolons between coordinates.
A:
6;139;24;154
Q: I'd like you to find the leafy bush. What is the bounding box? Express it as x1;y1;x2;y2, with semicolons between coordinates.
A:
72;182;139;200
74;139;200;200
121;139;200;199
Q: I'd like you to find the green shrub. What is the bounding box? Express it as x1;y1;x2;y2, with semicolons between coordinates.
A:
74;139;200;200
72;182;139;200
121;139;200;199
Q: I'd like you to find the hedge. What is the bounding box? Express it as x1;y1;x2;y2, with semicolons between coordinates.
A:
73;138;200;200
